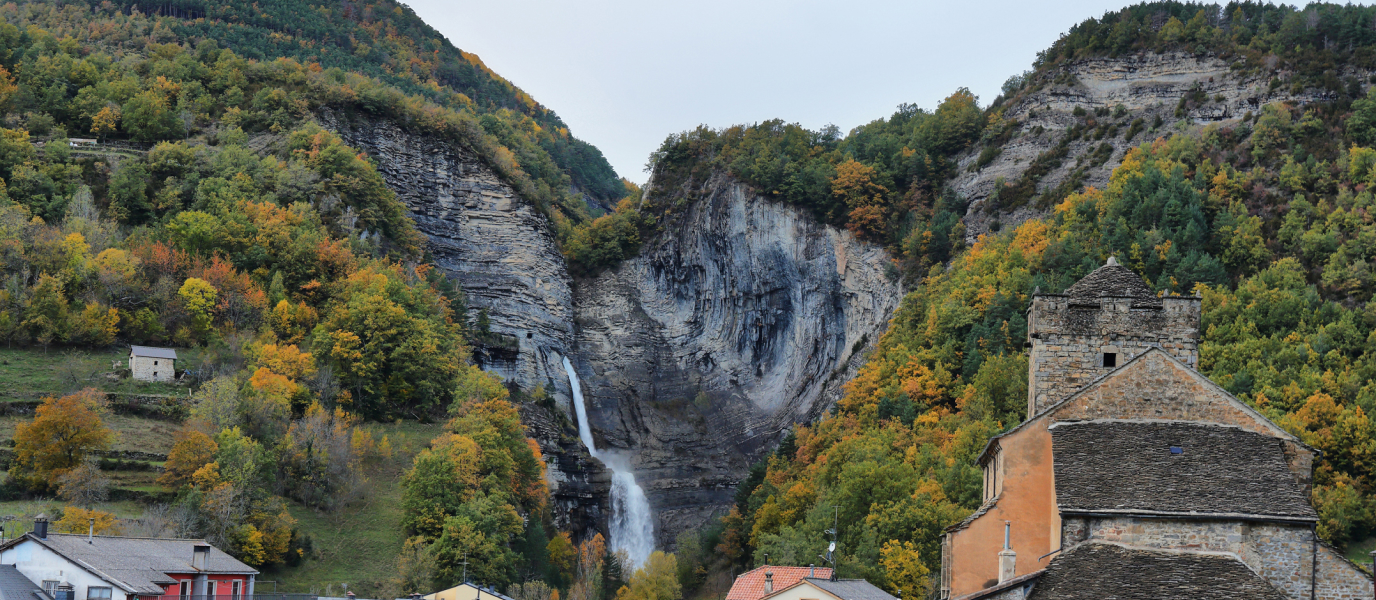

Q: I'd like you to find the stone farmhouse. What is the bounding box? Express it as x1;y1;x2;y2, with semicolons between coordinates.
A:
939;258;1375;600
128;346;176;383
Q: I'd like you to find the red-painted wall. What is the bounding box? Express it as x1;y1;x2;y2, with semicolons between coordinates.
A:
151;574;250;600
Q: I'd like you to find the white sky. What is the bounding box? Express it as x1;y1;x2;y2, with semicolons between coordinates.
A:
403;0;1191;183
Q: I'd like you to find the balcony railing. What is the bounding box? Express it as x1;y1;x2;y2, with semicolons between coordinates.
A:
152;594;319;600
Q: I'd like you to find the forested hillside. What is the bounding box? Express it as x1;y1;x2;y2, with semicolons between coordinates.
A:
0;1;629;598
655;3;1376;599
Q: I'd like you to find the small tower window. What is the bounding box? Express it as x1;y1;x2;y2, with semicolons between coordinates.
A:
527;332;533;339
1101;352;1117;368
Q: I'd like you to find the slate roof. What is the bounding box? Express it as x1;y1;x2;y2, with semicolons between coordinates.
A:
950;571;1044;600
792;578;896;600
6;534;256;595
129;345;177;359
1059;259;1161;306
1050;420;1316;520
727;567;833;600
0;565;49;600
1027;542;1289;600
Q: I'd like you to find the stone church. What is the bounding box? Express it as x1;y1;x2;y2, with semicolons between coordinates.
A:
939;259;1374;600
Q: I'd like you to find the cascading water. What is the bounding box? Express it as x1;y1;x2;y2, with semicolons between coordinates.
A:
562;356;655;569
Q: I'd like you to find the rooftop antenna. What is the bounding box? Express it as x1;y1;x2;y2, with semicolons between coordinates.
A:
459;553;470;583
818;507;839;581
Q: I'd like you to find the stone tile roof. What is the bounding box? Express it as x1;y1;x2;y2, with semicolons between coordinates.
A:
950;570;1043;600
11;534;256;595
727;566;833;600
794;578;896;600
0;564;49;600
1050;420;1316;520
1060;259;1160;306
1028;542;1289;600
129;345;177;359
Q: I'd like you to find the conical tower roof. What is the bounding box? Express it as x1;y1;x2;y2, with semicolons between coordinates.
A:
1062;257;1159;305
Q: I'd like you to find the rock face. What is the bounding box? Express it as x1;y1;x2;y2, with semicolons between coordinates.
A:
322;113;577;402
521;402;612;539
321;113;610;535
321;114;901;548
572;173;901;545
954;52;1350;241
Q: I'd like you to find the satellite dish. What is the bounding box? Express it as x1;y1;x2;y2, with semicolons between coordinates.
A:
828;542;836;553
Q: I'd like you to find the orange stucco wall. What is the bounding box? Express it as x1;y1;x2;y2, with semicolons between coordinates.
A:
946;420;1058;598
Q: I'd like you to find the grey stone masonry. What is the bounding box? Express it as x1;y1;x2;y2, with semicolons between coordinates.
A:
1058;516;1373;600
1026;293;1200;416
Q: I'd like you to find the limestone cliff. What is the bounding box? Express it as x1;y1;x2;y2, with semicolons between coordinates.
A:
956;51;1355;241
571;173;901;544
320;112;612;534
322;112;577;399
319;112;900;547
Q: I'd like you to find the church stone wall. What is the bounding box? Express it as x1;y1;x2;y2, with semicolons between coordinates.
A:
1059;516;1371;600
1027;294;1199;416
1314;544;1374;600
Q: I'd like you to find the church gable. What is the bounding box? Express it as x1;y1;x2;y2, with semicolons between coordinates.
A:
1046;348;1295;442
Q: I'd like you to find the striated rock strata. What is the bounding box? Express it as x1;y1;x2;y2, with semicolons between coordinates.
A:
322;113;577;402
954;52;1358;241
572;173;901;545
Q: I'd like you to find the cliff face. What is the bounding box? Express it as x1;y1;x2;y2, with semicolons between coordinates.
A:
322;114;900;547
572;173;901;544
321;113;611;534
323;113;577;400
955;52;1350;241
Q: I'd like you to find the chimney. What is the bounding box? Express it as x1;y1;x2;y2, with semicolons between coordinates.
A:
764;571;773;594
33;515;48;540
192;543;211;570
809;564;815;578
998;522;1017;584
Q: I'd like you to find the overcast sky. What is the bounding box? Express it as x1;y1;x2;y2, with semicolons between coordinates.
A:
404;0;1178;183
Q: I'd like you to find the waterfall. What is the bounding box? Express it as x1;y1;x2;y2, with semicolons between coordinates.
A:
562;356;655;569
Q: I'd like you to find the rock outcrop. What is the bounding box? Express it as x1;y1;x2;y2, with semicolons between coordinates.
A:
571;173;901;545
521;402;613;538
954;52;1353;241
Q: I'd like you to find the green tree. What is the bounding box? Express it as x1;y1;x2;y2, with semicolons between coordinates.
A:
615;552;681;600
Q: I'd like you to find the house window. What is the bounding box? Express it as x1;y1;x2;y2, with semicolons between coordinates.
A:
87;588;111;600
232;581;242;600
42;581;58;596
179;582;190;600
154;360;158;366
1101;352;1117;368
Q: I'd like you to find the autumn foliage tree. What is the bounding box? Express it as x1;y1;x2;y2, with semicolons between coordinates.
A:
12;388;114;490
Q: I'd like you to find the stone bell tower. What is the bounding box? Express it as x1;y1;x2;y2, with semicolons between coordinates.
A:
1025;257;1201;417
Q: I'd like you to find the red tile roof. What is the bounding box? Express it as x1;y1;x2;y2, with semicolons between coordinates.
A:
727;566;835;600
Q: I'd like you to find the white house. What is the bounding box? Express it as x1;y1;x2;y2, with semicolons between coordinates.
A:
0;518;257;600
128;346;176;382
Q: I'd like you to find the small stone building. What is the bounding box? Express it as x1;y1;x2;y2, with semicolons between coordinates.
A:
940;259;1374;600
128;346;176;382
